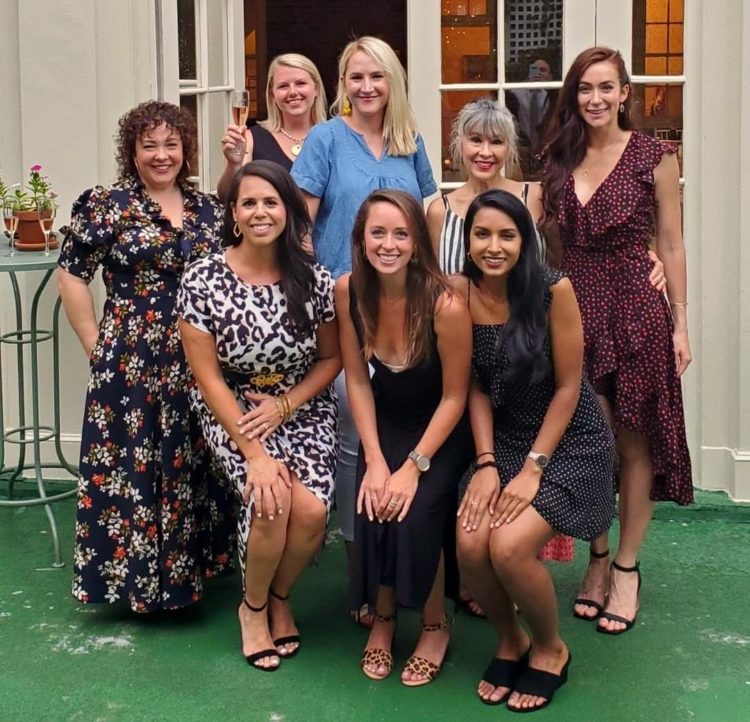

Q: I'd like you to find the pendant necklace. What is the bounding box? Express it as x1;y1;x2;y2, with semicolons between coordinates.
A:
279;127;306;156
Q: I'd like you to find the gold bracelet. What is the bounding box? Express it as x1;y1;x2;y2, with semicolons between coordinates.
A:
274;396;285;421
280;394;293;422
669;301;688;307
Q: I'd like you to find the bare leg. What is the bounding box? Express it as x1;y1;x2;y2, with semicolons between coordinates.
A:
599;426;654;632
458;516;530;703
401;553;451;684
362;585;397;679
575;393;615;618
238;483;292;669
491;506;568;712
269;479;326;655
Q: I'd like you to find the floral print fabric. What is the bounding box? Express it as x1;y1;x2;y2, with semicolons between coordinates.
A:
58;176;235;612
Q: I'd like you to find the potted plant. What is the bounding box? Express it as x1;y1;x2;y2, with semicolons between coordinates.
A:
15;165;58;250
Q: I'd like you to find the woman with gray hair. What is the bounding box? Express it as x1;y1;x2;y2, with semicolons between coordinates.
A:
427;97;543;276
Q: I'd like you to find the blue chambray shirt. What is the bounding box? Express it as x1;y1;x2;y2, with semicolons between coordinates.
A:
291;117;437;279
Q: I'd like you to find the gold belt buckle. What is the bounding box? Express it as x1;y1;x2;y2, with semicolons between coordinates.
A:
248;372;284;388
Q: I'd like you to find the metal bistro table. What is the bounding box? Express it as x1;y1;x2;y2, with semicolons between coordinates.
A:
0;247;78;567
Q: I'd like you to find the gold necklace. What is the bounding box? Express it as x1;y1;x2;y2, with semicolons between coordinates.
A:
279;127;307;156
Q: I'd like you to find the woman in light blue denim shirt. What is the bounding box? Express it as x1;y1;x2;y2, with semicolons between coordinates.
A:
291;35;437;628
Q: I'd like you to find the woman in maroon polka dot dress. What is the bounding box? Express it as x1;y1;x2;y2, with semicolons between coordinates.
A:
541;47;692;635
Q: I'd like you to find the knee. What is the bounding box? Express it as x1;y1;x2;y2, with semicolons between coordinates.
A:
489;533;526;573
457;529;489;573
291;497;326;540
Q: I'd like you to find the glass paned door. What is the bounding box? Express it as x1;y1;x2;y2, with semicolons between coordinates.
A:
430;0;595;185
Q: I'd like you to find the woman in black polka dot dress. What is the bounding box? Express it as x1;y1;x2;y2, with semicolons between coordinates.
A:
456;190;614;712
542;47;692;635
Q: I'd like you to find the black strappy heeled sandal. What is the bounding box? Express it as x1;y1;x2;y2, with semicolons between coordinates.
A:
240;598;280;671
269;588;301;657
597;560;642;635
572;548;610;621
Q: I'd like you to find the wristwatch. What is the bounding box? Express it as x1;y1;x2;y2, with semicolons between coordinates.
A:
527;450;549;470
408;450;431;473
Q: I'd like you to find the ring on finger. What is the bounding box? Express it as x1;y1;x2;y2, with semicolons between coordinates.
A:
470;500;479;507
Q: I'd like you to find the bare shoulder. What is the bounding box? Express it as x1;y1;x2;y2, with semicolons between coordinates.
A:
426;195;446;221
334;273;352;308
446;273;470;301
435;286;470;323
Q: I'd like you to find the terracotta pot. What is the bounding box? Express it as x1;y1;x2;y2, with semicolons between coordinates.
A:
14;209;59;251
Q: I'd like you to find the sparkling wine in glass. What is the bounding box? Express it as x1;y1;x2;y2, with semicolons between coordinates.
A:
37;199;56;256
2;202;19;257
231;90;250;156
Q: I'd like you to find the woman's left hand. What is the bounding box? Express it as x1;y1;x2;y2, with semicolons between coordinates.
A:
491;467;541;528
238;391;283;442
378;464;420;523
673;328;692;376
647;249;667;293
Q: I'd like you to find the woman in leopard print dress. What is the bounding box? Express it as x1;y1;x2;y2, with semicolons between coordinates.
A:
177;161;340;671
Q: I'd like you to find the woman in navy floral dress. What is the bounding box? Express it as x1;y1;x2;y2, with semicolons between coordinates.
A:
58;101;234;612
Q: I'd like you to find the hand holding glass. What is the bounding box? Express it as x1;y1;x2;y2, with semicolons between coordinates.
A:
3;202;19;257
37;200;56;256
231;90;250;156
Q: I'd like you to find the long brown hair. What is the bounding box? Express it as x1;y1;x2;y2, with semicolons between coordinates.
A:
351;189;448;366
541;47;635;222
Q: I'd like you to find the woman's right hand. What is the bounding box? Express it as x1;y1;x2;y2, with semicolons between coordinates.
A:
242;452;291;521
221;124;252;163
457;465;501;532
356;458;390;522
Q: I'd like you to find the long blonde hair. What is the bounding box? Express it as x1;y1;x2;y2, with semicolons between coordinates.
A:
331;37;417;157
259;54;327;132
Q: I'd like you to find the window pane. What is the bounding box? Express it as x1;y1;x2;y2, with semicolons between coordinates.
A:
180;95;200;179
646;0;668;22
207;1;228;87
506;85;556;181
645;56;667;75
631;84;683;174
442;18;497;84
440;90;498;183
669;0;684;21
177;0;197;82
503;0;563;82
669;24;683;54
646;24;667;54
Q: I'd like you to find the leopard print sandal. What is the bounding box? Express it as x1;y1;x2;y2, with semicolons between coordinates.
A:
360;611;397;681
401;617;451;687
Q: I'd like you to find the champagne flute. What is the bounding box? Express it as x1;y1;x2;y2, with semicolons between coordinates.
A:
231;90;250;157
3;201;19;257
37;199;56;256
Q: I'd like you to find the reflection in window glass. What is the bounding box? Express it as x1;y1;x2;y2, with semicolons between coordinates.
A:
441;1;497;84
503;0;563;82
631;84;683;174
178;0;197;81
632;0;684;76
180;95;200;178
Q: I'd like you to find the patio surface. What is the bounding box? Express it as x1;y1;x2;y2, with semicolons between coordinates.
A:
1;484;749;722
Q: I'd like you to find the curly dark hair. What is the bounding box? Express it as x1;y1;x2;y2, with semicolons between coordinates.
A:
115;100;197;183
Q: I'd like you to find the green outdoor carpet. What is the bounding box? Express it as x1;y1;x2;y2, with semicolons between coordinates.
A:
1;484;748;722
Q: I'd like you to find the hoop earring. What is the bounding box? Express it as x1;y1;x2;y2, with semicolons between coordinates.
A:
342;95;352;116
619;103;625;114
233;222;242;238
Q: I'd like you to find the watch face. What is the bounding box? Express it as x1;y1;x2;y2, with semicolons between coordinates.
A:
535;454;549;469
416;455;431;472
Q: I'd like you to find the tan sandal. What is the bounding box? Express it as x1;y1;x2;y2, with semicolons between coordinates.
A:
360;611;396;681
401;617;451;687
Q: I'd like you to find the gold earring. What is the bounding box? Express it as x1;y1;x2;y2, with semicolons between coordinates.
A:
342;95;352;116
233;222;242;238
